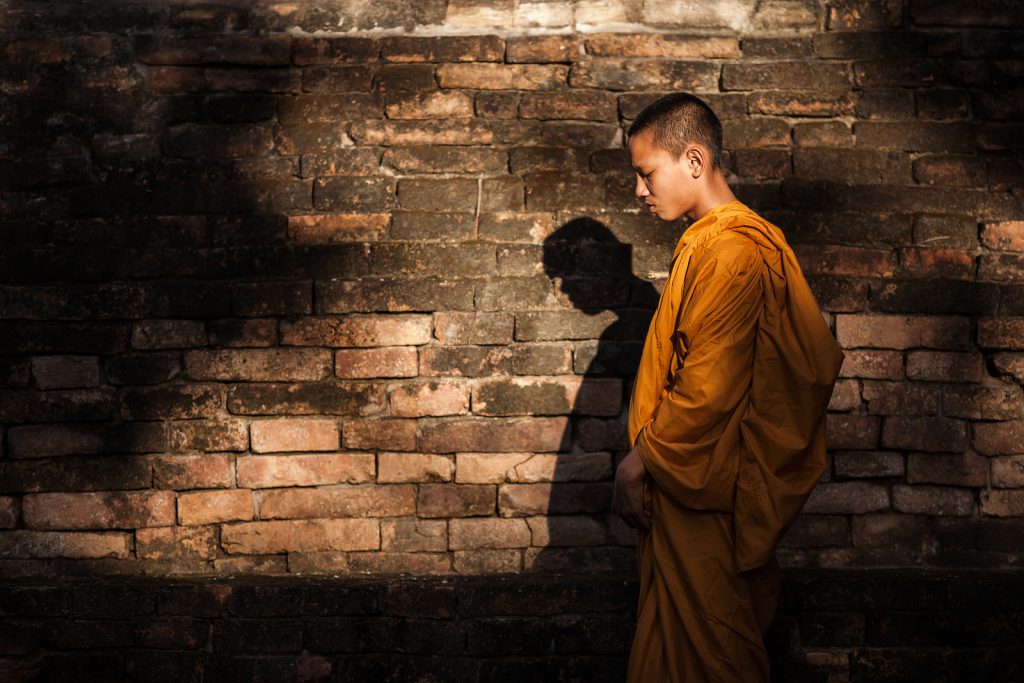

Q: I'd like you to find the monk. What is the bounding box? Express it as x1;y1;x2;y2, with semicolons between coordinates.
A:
611;92;845;681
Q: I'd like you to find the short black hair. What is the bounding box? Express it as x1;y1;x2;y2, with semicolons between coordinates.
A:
627;93;723;170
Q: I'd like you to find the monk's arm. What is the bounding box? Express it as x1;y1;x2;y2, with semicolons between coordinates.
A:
635;239;763;511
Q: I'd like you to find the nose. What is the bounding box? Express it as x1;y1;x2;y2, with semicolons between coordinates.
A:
634;173;649;199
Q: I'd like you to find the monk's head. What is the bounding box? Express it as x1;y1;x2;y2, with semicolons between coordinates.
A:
626;92;726;222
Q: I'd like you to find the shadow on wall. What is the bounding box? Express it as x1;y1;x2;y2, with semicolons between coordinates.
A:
531;217;660;572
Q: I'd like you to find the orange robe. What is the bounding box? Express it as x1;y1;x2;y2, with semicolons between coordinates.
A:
626;200;844;682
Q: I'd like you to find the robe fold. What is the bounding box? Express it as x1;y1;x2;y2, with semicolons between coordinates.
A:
625;200;844;682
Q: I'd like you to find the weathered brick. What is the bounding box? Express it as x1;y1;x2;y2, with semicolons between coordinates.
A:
258;485;416;519
453;549;522;573
250;418;338;453
498;483;611;516
836;314;971;350
827;414;881;449
793;148;910;183
994;353;1024;383
230;281;311;316
833;450;904;478
0;530;131;559
420;344;571;377
348;550;452;574
152;453;233;490
749;91;855;117
169;419;248;452
121;384;223;420
221;519;379;554
227;382;385;417
292;37;378;65
418;483;495;517
380;518;448;552
897;248;975;280
449;517;531;549
527;515;607;546
723;117;791;148
862;381;939;416
342;419;417;451
793;245;896;277
992;455;1024;487
280;96;381;126
974;419;1024;456
892;484;974;515
378;452;453;483
472;377;621;417
942;383;1023;420
828;379;862;411
206;319;277;349
318;279;474;314
185;349;332;381
906;351;984;382
980;490;1024;517
419;417;569;453
981;221;1024;251
385;91;475;119
23;491;175;529
132;320;206;350
803;482;890;514
349;119;493;146
913;155;987;187
380;35;504;63
136;525;217;561
237;453;375;488
507;35;581;63
792;120;854;147
280;315;432;347
518;92;617;121
722;61;850;92
839;350;904;380
434;312;513;345
178;489;253;525
907;452;988;486
974;319;1024;350
370;243;497;278
570;59;719;91
438;63;567;90
335;347;418;379
586;33;739;58
881;416;967;452
382;146;506;173
390;380;469;417
827;0;903;29
312;177;395;212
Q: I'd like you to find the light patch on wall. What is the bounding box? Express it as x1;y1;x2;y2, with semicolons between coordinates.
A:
642;0;756;31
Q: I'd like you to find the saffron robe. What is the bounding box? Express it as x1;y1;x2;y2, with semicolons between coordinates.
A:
625;200;844;682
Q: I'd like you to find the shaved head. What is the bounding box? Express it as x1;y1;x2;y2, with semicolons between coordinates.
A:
627;93;723;170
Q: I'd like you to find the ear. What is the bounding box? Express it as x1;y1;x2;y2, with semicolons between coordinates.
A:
685;144;706;178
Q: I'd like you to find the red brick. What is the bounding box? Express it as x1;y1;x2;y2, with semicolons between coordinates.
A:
827;414;881;449
833;450;905;478
419;417;569;453
507;35;581;63
178;489;254;525
390;380;469;417
237;453;375;488
992;455;1024;487
0;530;131;559
898;248;975;280
226;381;385;417
994;353;1024;383
152;454;233;490
518;92;616;121
342;419;417;451
750;91;855;117
838;350;904;380
978;253;1024;283
30;356;100;389
585;33;739;58
881;416;967;452
571;59;719;91
378;453;453;483
913;155;987;187
382;146;506;173
0;497;16;528
433;312;513;345
978;318;1024;349
420;344;571;377
287;214;388;243
498;483;611;516
381;519;447;552
906;351;984;382
803;482;890;514
455;452;532;484
981;221;1024;251
974;419;1024;455
980;490;1024;517
258;485;416;519
907;452;988;486
829;379;861;411
207;319;277;349
292;36;379;66
6;423;157;458
417;484;495;517
836;314;971;350
170;420;248;452
792;120;854;147
348;551;451;574
136;525;217;561
349;120;494;146
221;519;379;554
250;418;338;453
527;515;607;546
185;348;332;381
851;514;930;549
121;384;222;420
438;63;567;90
779;515;849;548
281;315;432;347
449;517;531;549
336;347;418;379
23;491;175;529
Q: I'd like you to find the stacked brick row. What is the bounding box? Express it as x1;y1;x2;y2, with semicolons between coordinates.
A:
0;0;1022;576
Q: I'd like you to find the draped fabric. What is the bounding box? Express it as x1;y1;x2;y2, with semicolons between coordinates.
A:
625;200;844;682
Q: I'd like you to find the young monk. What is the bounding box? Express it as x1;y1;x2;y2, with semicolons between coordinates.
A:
611;92;845;681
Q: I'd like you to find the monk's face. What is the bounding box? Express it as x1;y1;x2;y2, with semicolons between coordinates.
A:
627;129;701;222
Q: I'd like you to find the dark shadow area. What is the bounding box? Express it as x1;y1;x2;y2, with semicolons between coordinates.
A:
529;217;659;572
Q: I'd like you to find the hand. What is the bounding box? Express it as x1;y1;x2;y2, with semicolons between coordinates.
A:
612;445;652;531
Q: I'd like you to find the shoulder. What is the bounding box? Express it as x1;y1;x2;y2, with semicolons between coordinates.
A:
691;229;761;277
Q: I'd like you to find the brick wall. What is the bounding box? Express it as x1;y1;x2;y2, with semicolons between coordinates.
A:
0;0;1022;577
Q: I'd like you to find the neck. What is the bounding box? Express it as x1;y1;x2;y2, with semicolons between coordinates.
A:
687;173;738;221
